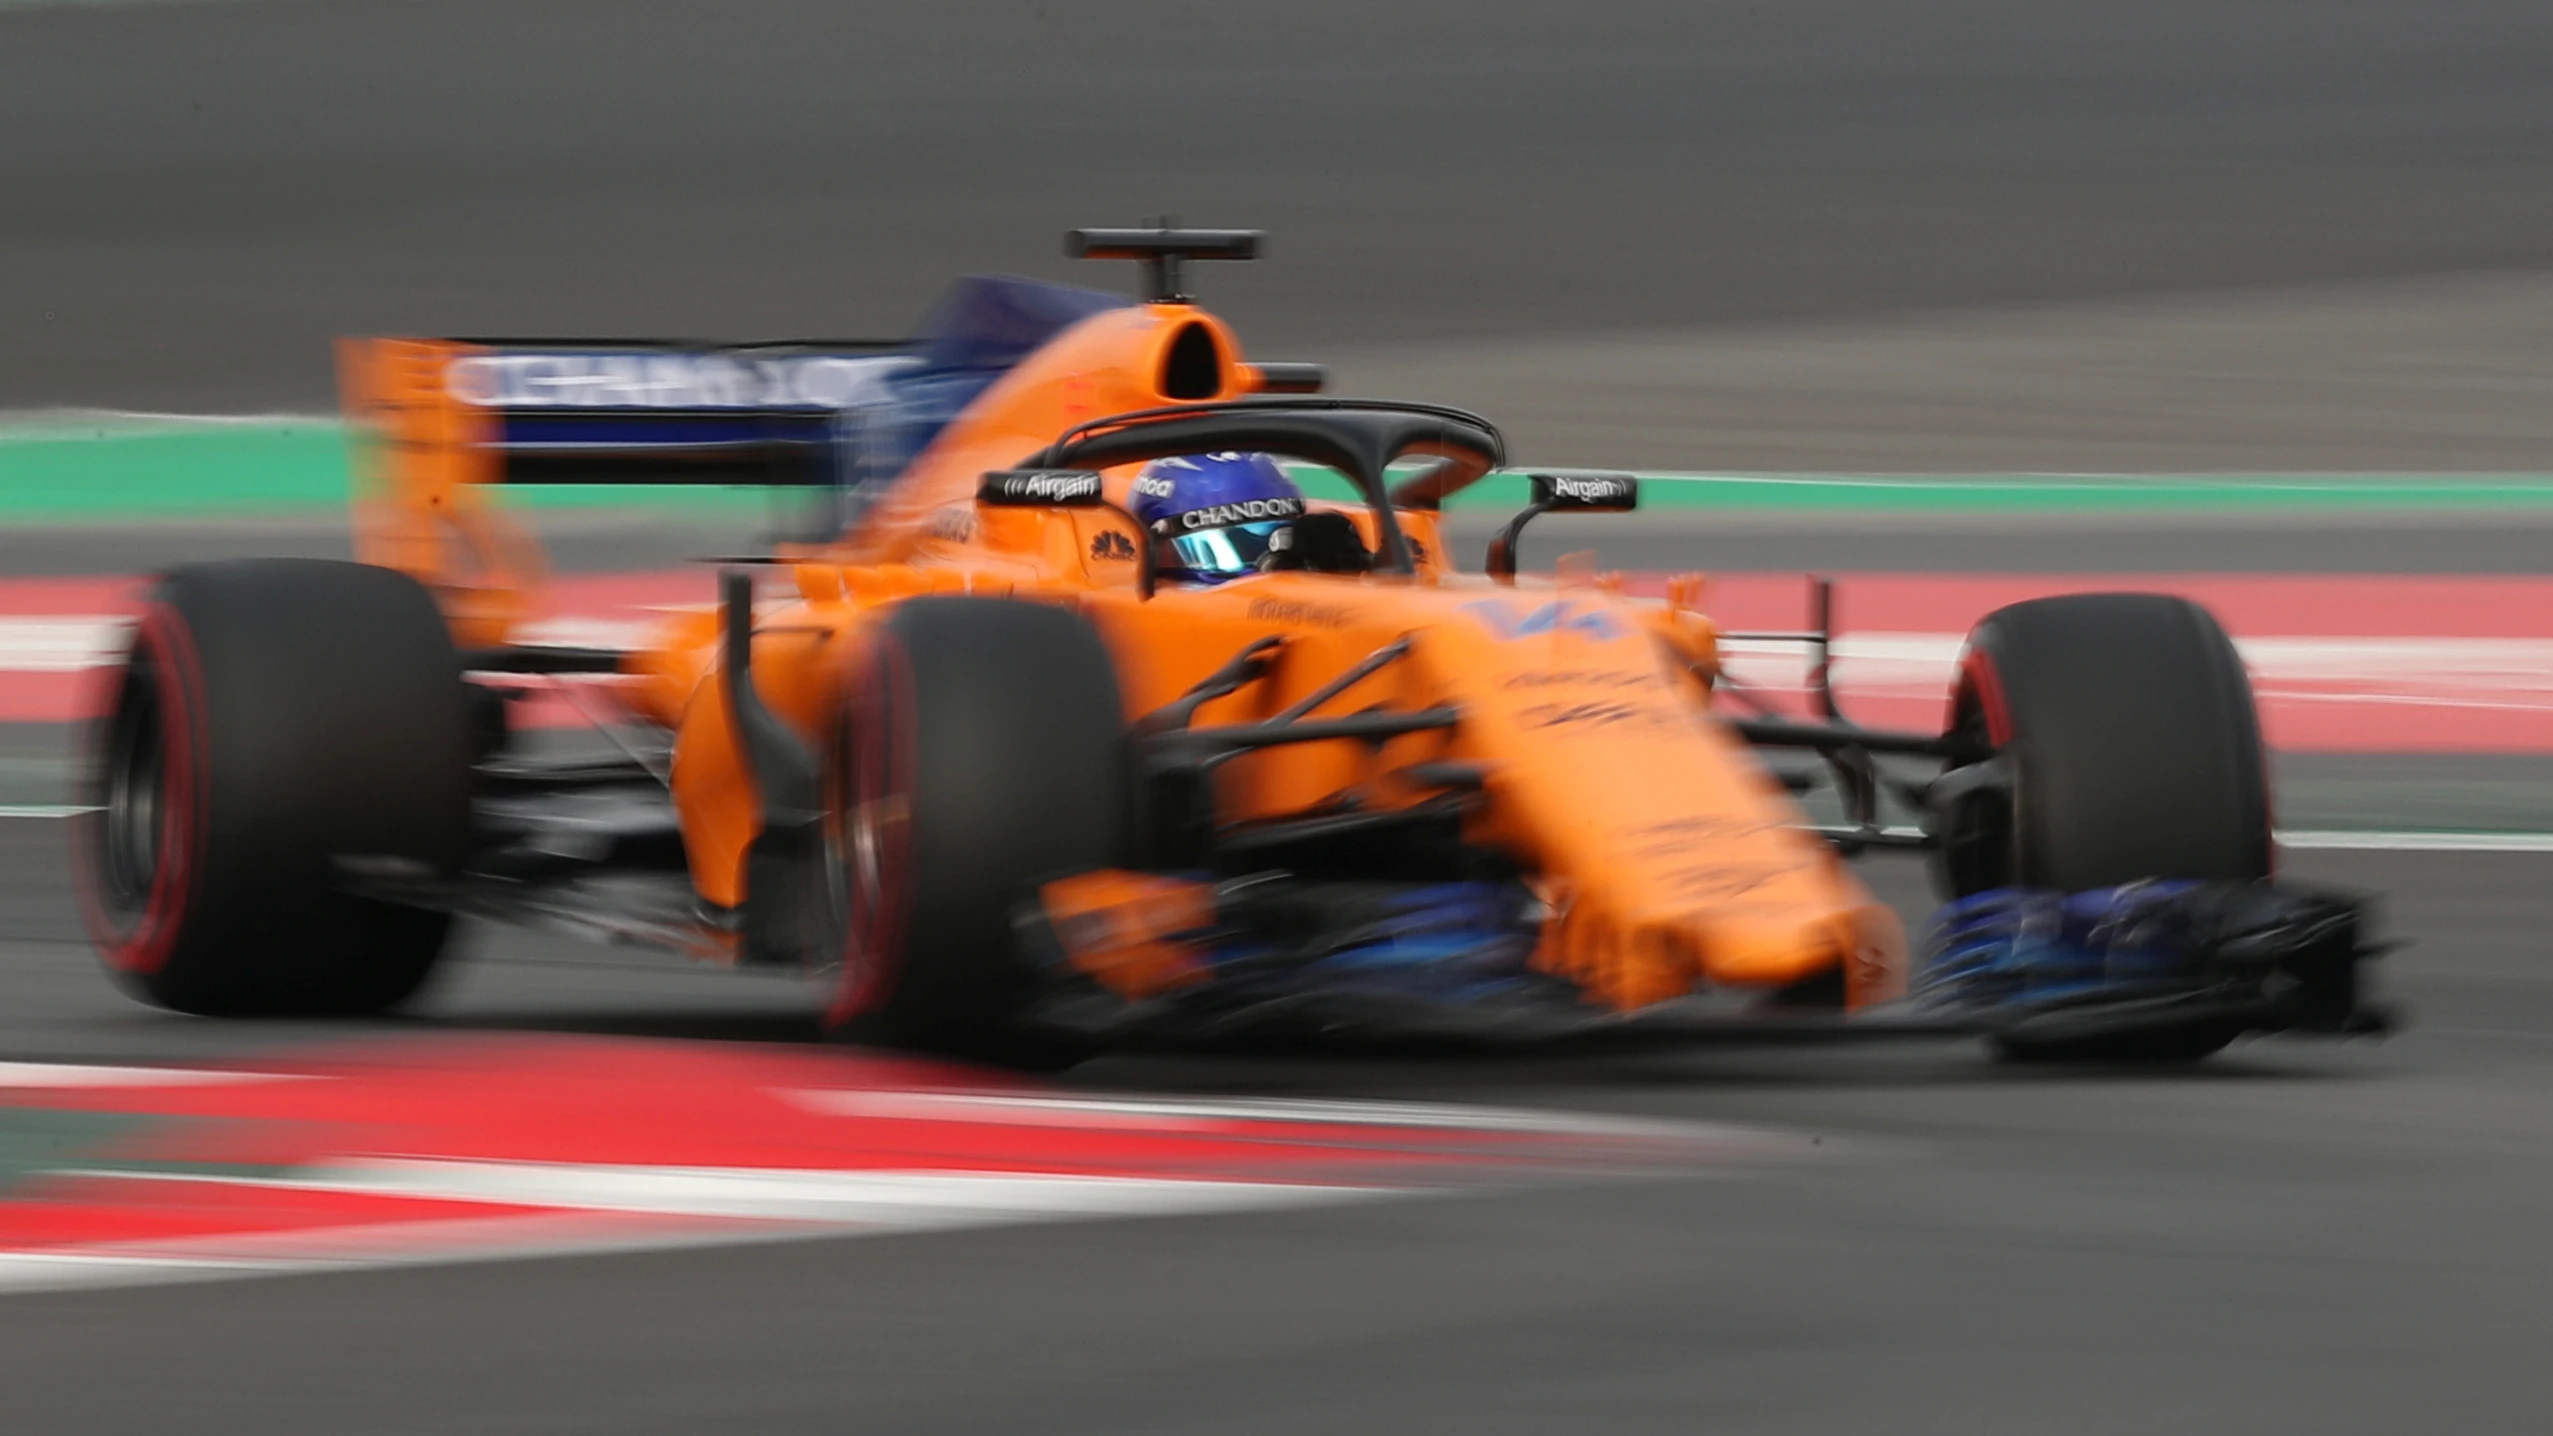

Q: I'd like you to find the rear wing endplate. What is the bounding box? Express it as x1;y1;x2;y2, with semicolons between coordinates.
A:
340;337;911;646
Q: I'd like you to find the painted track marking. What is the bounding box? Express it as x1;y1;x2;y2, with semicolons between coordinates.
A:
63;1161;1394;1226
0;1061;302;1089
10;572;2553;748
2275;830;2553;852
0;1038;1796;1295
0;804;2540;851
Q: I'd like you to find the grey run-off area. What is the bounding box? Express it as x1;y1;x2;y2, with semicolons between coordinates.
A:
3;0;2553;476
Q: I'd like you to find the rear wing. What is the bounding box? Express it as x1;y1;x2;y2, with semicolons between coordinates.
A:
340;337;912;647
432;340;911;486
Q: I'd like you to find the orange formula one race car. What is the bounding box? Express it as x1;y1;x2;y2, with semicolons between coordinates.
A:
74;229;2391;1065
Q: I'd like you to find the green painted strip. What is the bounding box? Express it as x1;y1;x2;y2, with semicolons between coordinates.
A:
0;1109;156;1201
0;419;764;522
9;418;2553;522
0;422;352;517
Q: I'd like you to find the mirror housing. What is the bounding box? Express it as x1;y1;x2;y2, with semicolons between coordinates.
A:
1530;470;1637;513
1485;470;1639;582
977;469;1106;507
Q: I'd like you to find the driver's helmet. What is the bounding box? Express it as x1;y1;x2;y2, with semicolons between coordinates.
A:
1128;452;1306;585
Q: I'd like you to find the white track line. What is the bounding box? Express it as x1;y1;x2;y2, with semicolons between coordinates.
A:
27;622;2553;705
73;1159;1395;1227
0;1162;1408;1295
2276;830;2553;852
0;1252;281;1295
0;1061;304;1088
0;803;2538;851
795;1088;1745;1141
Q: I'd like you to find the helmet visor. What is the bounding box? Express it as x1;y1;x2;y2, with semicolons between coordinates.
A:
1166;520;1288;579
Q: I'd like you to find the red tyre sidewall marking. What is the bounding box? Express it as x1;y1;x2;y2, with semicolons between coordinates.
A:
2229;632;2280;876
828;633;916;1027
1951;644;2013;746
71;602;208;975
1948;643;2020;884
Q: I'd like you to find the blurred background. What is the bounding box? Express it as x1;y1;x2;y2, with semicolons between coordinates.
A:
9;0;2553;816
2;2;2552;1432
9;0;2553;463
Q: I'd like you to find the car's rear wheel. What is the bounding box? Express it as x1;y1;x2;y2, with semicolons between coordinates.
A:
1936;593;2270;1062
73;559;473;1016
824;597;1130;1065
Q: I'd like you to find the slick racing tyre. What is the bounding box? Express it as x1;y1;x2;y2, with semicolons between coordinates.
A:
825;597;1130;1066
74;559;473;1016
1936;593;2270;1062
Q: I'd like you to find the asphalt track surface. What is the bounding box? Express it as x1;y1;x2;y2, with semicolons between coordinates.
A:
9;0;2553;1430
3;831;2550;1433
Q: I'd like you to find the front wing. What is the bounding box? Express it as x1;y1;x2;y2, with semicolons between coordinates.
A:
1015;871;2396;1051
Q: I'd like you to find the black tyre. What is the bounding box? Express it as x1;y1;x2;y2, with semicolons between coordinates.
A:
825;597;1130;1063
1937;593;2270;1062
73;560;473;1016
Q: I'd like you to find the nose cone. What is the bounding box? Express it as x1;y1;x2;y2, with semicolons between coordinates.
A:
1535;858;1906;1012
1418;597;1906;1011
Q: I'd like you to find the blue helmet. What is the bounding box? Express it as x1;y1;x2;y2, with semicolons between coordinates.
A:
1128;452;1306;584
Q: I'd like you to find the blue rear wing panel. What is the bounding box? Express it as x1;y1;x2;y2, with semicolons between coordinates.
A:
433;276;1131;488
445;346;915;488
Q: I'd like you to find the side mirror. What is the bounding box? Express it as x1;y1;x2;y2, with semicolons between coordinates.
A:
1532;471;1637;513
1485;470;1638;582
978;469;1106;506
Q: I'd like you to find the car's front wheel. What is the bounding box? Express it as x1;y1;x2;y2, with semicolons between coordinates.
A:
823;597;1131;1065
1935;592;2271;1062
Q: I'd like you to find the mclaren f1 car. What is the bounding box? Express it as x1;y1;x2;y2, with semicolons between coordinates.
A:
73;227;2390;1064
